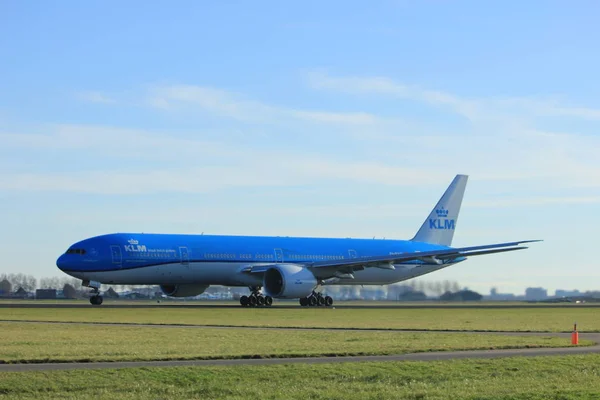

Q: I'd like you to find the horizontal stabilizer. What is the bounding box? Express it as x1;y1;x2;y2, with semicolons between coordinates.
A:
457;247;528;257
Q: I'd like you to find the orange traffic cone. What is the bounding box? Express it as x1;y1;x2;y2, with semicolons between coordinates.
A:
571;323;579;345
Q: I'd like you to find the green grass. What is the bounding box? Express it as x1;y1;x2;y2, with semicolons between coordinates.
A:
0;322;579;363
1;306;596;332
1;355;600;399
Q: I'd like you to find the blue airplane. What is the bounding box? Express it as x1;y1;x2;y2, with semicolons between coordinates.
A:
57;175;539;306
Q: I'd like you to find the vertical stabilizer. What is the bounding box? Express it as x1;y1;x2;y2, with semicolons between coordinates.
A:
411;175;468;246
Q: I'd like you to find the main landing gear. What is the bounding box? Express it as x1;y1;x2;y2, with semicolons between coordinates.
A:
240;287;273;307
299;292;333;307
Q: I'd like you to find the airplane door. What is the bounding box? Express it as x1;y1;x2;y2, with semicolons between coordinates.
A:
111;245;122;267
274;248;284;263
348;249;357;259
179;247;189;267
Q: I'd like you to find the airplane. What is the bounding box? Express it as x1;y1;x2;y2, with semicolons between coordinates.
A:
56;174;539;307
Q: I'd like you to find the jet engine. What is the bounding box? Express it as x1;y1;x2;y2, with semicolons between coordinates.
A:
160;284;209;298
263;264;317;299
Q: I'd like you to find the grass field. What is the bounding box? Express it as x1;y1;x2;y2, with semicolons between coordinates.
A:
1;304;597;399
0;322;579;363
1;305;596;332
1;355;600;399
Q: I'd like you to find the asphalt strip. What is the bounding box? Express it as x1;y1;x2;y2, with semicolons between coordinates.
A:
0;319;588;335
0;326;598;372
1;344;600;372
2;303;600;309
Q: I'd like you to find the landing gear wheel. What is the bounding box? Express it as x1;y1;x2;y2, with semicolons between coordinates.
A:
308;296;317;307
248;295;258;307
324;296;333;307
299;297;308;307
317;295;326;307
90;295;103;305
243;287;272;307
264;296;273;306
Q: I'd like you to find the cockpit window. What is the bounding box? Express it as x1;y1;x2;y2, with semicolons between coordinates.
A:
66;248;86;255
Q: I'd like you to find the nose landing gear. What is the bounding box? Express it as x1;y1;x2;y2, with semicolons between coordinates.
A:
82;280;103;306
240;287;273;307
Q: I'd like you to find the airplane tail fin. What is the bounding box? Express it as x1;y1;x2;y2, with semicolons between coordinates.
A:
411;174;468;246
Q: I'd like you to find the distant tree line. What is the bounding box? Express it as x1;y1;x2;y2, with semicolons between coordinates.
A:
405;280;462;296
0;273;158;297
0;273;38;292
0;273;84;293
0;272;462;295
439;290;483;301
39;276;82;290
0;272;473;301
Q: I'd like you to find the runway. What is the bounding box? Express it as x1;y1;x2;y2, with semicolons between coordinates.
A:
2;302;599;309
0;319;589;335
1;320;598;372
1;337;599;372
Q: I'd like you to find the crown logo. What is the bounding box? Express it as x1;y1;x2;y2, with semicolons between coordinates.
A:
128;239;139;245
435;207;449;218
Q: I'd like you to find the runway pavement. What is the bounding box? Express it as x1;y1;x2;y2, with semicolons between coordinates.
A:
0;319;590;336
1;322;598;372
1;338;599;372
1;302;599;309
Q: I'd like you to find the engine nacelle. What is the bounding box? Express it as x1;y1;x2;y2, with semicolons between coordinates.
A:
263;264;317;299
160;284;209;298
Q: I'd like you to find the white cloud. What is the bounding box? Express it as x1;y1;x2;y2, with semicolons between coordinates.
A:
2;73;599;198
307;70;600;122
0;125;243;160
0;155;443;195
1;119;599;196
147;84;383;125
307;71;482;121
0;123;441;194
468;196;600;208
76;91;116;104
305;71;600;189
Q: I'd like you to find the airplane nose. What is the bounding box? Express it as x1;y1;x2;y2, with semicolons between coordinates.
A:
56;254;68;271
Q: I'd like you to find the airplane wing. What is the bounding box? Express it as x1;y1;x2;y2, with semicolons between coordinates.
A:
307;240;539;279
239;263;276;274
241;240;540;279
312;240;540;268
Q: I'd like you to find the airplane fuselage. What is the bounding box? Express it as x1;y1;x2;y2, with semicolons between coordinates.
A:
57;233;461;287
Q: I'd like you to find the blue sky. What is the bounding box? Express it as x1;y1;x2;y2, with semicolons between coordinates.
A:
1;1;599;294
